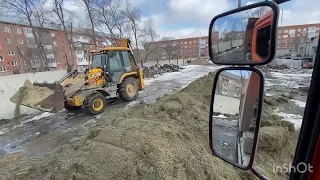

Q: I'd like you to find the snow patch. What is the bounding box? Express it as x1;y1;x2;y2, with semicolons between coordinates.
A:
0;128;9;135
22;112;52;124
212;114;227;118
124;101;140;110
265;93;274;97
277;112;303;130
291;99;306;108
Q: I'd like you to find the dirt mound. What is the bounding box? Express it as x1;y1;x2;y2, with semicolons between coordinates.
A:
10;80;54;117
143;64;183;78
0;73;298;180
189;57;211;65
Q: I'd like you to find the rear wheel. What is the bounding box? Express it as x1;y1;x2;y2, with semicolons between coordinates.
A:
84;92;106;115
64;102;81;111
119;77;139;102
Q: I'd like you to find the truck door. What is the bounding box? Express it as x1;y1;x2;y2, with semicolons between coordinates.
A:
107;51;125;83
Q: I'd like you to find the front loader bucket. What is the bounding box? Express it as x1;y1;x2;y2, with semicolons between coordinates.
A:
10;80;65;113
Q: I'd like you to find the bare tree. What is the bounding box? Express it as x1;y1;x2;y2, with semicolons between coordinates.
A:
81;0;97;49
141;19;158;67
161;37;174;63
122;0;143;60
52;0;76;70
93;0;125;45
0;0;50;71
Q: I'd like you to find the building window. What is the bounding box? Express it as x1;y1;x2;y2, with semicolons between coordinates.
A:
297;34;300;37
23;28;32;34
172;42;177;46
193;41;196;43
51;33;56;37
18;39;23;44
290;34;295;37
189;41;192;44
184;45;187;48
11;61;18;66
278;30;282;33
284;30;288;33
53;42;57;46
298;29;301;32
184;42;187;44
5;38;12;44
0;56;3;61
8;50;15;55
303;28;307;31
16;28;21;34
0;66;7;72
3;26;9;32
289;29;295;34
78;58;84;62
317;27;320;30
283;35;288;38
76;50;82;54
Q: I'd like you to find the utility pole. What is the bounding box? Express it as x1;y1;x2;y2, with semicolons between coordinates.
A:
238;0;241;8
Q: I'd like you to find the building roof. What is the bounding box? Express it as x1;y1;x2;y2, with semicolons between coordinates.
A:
278;23;320;28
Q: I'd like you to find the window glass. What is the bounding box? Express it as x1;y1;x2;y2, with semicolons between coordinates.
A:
108;51;122;70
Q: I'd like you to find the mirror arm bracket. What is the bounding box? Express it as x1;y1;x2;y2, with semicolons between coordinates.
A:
250;167;270;180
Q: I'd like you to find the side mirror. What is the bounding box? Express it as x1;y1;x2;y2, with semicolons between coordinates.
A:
209;67;264;170
208;1;279;65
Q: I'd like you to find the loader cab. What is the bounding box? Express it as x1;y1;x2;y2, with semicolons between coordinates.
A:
90;48;137;84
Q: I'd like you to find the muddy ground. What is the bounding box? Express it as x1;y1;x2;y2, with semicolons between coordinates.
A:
0;65;311;180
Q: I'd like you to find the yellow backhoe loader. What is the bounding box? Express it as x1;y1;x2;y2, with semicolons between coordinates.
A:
10;39;144;115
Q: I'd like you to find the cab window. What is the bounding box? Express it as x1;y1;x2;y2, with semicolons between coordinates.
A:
108;51;123;70
121;51;132;72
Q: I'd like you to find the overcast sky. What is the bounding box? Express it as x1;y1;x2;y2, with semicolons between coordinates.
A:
60;0;320;39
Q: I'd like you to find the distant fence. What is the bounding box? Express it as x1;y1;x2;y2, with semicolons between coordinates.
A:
212;39;243;53
269;58;303;69
143;58;196;67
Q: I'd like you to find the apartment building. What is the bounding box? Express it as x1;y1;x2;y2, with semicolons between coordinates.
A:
152;32;219;60
0;21;111;76
277;23;320;54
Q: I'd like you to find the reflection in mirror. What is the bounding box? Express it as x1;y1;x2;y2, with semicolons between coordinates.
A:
211;70;261;168
211;6;273;63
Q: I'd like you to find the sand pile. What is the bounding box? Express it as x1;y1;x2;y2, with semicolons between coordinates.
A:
10;80;54;110
0;72;298;180
189;57;211;65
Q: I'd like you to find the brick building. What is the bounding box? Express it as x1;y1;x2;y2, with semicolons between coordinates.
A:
0;21;111;76
277;23;320;54
150;32;219;61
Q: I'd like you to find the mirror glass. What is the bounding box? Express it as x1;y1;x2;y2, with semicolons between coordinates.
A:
211;69;261;168
210;6;273;64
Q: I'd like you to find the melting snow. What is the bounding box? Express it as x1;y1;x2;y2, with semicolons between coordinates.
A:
212;114;227;118
277;112;303;130
21;112;52;124
291;99;306;108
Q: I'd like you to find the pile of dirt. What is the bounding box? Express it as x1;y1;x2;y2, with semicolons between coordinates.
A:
0;72;298;180
189;57;211;65
10;80;54;117
143;64;183;78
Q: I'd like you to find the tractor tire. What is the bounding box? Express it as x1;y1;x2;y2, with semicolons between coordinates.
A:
84;92;106;115
64;102;81;111
119;77;139;102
